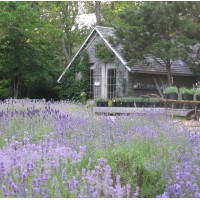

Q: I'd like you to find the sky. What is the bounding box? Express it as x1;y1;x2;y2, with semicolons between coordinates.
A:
76;13;96;28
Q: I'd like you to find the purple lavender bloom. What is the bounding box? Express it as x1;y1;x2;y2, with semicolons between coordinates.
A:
0;161;5;172
62;168;66;183
43;171;49;182
97;158;107;167
12;184;18;196
21;172;26;187
192;183;199;191
44;189;49;198
9;178;18;196
11;157;17;166
40;167;44;174
91;191;98;198
2;185;9;198
126;184;131;198
79;145;87;154
116;175;120;184
114;184;124;198
186;181;192;191
156;192;169;198
194;192;200;198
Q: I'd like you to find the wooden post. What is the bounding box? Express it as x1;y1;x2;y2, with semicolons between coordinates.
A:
172;102;174;119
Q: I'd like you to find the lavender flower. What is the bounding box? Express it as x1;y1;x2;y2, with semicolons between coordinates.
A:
62;168;66;183
0;99;200;198
2;185;9;198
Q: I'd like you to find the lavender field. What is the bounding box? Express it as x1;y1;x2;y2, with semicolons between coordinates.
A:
0;99;200;198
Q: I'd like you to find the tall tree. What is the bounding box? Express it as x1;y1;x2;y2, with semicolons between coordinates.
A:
0;2;64;99
42;2;89;63
0;2;41;98
94;1;102;26
101;1;136;28
115;2;196;86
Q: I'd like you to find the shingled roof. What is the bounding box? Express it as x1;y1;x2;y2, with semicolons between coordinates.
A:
130;56;195;76
58;26;197;82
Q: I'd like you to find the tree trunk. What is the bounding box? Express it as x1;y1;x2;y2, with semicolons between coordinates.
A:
95;1;102;26
60;2;78;64
61;38;70;62
13;76;19;98
166;58;172;86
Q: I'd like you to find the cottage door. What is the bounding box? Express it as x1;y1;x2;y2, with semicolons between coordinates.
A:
101;63;116;99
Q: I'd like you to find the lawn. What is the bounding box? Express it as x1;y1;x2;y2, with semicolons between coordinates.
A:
0;99;199;198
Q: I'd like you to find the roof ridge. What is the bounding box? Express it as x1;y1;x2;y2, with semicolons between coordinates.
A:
95;25;114;29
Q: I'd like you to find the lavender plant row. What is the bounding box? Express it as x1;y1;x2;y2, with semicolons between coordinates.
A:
0;99;199;197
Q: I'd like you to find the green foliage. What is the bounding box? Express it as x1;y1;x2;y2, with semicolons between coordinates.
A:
108;99;113;107
0;136;5;149
95;43;114;61
189;88;197;95
113;96;159;103
195;89;200;95
0;79;12;100
135;166;166;198
105;36;119;47
60;51;90;101
0;2;90;100
94;142;167;198
164;86;178;94
101;2;137;28
80;92;87;105
0;2;63;99
179;87;191;94
94;98;108;102
114;2;198;86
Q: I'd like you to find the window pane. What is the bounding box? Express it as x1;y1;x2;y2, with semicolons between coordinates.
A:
107;69;116;99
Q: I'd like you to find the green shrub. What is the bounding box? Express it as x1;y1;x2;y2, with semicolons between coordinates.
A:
113;97;123;102
108;99;113;107
0;136;5;149
94;143;167;198
94;98;108;102
179;87;190;94
59;50;90;100
189;88;197;95
95;43;114;61
136;166;166;198
80;92;87;105
195;89;200;95
163;86;178;94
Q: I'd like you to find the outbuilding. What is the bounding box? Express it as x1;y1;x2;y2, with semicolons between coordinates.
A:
58;26;199;99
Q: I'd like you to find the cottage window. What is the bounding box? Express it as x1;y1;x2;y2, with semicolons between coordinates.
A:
107;68;116;99
89;69;94;99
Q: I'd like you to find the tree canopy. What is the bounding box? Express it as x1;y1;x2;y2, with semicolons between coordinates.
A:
0;1;199;100
113;2;199;86
0;1;89;100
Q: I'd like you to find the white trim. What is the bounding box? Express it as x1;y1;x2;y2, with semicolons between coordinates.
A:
95;28;131;71
57;28;97;83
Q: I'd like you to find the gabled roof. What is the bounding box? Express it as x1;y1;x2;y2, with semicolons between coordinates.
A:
57;26;130;83
57;26;196;82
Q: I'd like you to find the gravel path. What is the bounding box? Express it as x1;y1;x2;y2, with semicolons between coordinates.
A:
174;120;200;134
